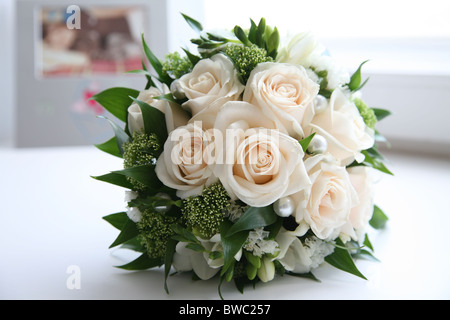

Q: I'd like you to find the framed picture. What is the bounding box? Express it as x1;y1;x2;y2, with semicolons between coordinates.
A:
14;0;169;147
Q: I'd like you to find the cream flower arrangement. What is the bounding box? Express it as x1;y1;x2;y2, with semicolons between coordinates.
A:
92;14;392;298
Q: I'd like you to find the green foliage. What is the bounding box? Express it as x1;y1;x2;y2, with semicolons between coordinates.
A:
182;183;231;239
324;238;367;280
223;43;273;84
123;131;160;168
90;87;139;122
370;205;389;229
347;60;369;92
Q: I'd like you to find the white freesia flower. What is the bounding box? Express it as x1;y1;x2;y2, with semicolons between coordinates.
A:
292;154;358;240
177;53;244;116
127;84;189;134
303;88;375;166
276;228;334;273
216;120;311;207
243;62;319;139
277;32;324;66
172;234;242;280
155;122;217;198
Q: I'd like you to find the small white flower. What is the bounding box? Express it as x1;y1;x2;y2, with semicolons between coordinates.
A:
243;228;279;258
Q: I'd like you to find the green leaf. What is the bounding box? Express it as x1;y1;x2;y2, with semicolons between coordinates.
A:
130;98;168;145
91;172;134;189
267;27;280;58
112;165;161;190
370;205;389;229
226;205;277;237
170;224;200;244
90;87;139;122
141;34;171;84
372;108;392;121
181;13;203;33
234;25;251;46
164;238;177;294
116;252;163;270
363;233;374;251
325;238;367;280
299;132;316;152
182;48;201;65
220;219;249;276
102;212;128;230
348;60;369;91
361;150;394;175
286;271;321;282
109;219;139;249
96;116;130;155
94;136;122;158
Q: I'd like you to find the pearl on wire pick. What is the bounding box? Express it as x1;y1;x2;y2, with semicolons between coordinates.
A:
307;134;328;154
314;95;328;114
154;193;172;213
273;196;295;217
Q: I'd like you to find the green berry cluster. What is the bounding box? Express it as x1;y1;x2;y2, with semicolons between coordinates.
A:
223;43;273;84
123;131;160;191
162;51;193;79
182;182;231;239
137;208;179;259
353;97;377;129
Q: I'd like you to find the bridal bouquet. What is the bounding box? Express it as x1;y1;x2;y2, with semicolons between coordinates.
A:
92;14;392;297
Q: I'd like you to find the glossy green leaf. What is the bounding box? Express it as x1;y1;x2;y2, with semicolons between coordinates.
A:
109;219;139;249
372;108;392;121
286;271;321;282
164;238;177;294
370;205;389;229
220;219;249;276
116;252;163;270
226;205;277;237
90;87;139;122
111;165;161;190
130;98;168;145
141;34;171;84
91;172;134;189
96;116;130;155
102;212;128;230
299;132;316;152
348;60;369;91
234;25;251;46
181;13;203;33
94;136;122;158
325;238;367;280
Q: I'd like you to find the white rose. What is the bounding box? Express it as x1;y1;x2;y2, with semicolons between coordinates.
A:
293;154;358;240
127;85;189;134
243;62;319;139
304;88;375;166
155;122;217;199
347;166;375;242
177;53;244;116
276;32;324;66
217;125;311;208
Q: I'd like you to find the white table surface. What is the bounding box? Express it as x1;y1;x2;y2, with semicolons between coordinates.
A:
1;145;449;300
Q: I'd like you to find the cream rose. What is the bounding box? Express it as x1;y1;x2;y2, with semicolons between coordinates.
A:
243;62;319;139
127;85;189;134
177;53;244;116
346;166;375;242
293;154;358;240
217;125;310;208
155;122;217;198
303;88;375;166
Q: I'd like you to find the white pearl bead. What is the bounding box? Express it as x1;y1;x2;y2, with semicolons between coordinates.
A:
273;196;295;217
154;193;172;213
314;95;328;113
307;134;328;154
